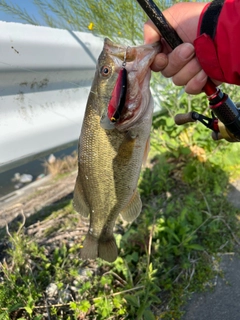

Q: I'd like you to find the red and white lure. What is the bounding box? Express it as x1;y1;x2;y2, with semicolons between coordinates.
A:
107;48;128;123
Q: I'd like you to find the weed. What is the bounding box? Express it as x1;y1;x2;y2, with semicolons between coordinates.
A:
43;152;78;177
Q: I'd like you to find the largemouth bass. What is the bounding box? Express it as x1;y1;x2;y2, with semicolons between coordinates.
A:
73;38;160;262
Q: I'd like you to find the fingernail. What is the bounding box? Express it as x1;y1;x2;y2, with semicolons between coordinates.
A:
178;43;195;60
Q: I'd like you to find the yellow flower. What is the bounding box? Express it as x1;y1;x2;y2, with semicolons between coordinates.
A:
88;22;94;31
118;31;122;35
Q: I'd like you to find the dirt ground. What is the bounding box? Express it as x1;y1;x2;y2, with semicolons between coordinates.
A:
0;170;92;263
0;171;77;228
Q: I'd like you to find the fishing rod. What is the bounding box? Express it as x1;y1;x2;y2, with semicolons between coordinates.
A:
136;0;240;142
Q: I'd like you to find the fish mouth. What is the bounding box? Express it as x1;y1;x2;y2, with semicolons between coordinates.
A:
100;39;161;131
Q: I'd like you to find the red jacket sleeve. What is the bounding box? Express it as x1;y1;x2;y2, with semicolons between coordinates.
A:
194;0;240;85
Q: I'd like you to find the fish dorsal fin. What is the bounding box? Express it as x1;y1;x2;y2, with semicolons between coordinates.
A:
73;178;90;217
120;190;142;223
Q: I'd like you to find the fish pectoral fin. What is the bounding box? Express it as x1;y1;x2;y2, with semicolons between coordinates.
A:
73;179;90;217
120;190;142;223
142;135;150;166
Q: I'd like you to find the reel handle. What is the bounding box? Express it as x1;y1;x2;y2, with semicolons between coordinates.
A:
174;112;196;125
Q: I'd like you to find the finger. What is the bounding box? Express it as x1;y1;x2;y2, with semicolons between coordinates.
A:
172;58;202;86
184;70;208;94
144;20;162;44
151;53;168;72
161;43;195;78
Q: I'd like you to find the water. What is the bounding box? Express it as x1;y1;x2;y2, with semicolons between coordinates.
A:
0;145;77;198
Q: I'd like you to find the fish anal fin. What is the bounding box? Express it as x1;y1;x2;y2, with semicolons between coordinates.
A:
73;179;90;217
98;236;118;263
120;190;142;223
80;233;98;260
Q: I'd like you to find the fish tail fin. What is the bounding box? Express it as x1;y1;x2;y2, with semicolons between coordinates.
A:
80;234;118;263
80;233;98;260
98;237;118;263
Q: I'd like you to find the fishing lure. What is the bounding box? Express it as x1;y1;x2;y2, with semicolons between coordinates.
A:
108;50;128;123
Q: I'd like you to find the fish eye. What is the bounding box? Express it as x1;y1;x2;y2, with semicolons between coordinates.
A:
101;65;111;77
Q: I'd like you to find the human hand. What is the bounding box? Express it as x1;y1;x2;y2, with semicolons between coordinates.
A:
144;2;221;94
